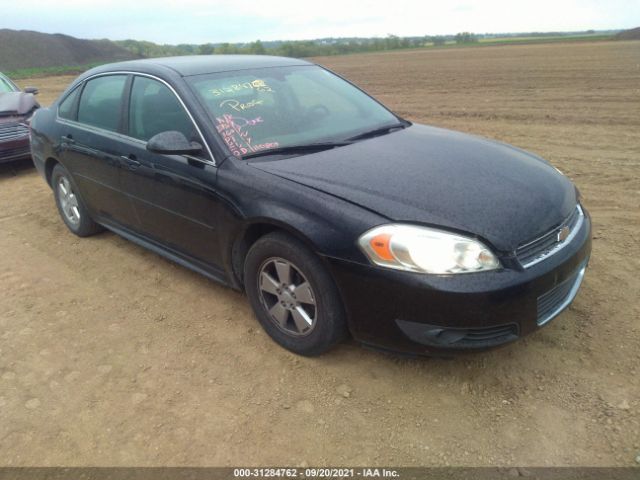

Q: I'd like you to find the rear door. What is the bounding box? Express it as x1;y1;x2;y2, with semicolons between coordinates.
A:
117;75;224;269
57;74;138;228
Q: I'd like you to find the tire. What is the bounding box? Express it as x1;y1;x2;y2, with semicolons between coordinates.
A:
244;231;348;356
51;164;103;237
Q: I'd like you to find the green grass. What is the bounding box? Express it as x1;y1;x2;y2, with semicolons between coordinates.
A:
427;33;614;49
475;33;614;45
5;62;108;79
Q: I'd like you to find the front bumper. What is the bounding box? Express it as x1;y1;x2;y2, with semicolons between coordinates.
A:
0;137;31;163
327;208;592;355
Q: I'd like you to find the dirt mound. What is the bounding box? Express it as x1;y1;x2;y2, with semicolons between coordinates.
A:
615;27;640;40
0;29;138;71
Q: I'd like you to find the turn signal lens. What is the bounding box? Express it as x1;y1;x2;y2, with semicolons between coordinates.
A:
369;233;394;261
358;224;500;274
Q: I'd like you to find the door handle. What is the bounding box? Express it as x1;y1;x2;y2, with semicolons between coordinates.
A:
62;134;75;145
121;155;141;170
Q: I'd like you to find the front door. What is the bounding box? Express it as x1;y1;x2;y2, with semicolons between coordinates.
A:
117;75;224;269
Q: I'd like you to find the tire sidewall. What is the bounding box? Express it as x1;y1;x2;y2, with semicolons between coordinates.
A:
244;232;347;356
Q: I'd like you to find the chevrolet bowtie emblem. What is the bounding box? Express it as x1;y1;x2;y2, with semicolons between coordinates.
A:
557;226;571;242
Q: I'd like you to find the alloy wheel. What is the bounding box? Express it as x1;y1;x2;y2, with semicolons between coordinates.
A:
57;176;81;226
257;257;317;336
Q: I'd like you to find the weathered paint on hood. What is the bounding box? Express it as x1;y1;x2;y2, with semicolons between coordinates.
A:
250;124;577;252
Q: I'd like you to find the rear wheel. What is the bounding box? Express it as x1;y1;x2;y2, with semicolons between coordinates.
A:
52;164;103;237
244;232;348;356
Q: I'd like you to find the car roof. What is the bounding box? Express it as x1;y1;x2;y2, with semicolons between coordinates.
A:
88;55;313;78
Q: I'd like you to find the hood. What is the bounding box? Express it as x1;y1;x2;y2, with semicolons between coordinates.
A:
250;124;577;252
0;92;39;116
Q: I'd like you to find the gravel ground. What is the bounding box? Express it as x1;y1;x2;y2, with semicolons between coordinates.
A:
1;40;639;466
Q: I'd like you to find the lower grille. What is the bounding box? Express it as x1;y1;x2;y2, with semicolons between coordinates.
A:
451;324;519;347
0;122;29;142
0;144;30;161
537;262;587;326
396;319;519;349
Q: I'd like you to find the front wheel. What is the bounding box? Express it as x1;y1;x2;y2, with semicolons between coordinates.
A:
244;232;348;356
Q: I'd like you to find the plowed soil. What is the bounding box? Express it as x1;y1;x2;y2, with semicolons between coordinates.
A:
1;40;639;466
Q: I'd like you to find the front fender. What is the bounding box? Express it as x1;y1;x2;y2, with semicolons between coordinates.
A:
215;159;387;288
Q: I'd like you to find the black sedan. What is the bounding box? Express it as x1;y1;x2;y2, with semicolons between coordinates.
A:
30;55;591;356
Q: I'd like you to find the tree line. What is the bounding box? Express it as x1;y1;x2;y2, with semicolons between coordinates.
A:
114;33;481;59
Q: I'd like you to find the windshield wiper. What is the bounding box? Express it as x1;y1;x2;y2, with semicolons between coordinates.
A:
346;121;408;141
242;141;351;159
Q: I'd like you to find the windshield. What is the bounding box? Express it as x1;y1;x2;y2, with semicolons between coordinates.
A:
187;65;399;158
0;74;18;93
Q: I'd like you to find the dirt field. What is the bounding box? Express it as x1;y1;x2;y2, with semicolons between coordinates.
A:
2;41;639;467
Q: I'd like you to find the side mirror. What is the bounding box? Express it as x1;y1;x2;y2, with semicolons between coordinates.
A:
24;87;39;95
147;131;202;155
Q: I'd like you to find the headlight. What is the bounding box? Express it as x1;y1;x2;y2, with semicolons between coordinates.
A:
358;224;500;274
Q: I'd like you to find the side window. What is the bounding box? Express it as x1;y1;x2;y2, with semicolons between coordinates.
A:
58;86;80;120
77;75;127;132
0;75;16;93
128;76;196;142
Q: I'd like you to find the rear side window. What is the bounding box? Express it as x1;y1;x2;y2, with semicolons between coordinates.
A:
58;86;80;120
77;75;127;132
128;76;196;142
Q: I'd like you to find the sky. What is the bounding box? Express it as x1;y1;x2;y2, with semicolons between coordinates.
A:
1;0;639;44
